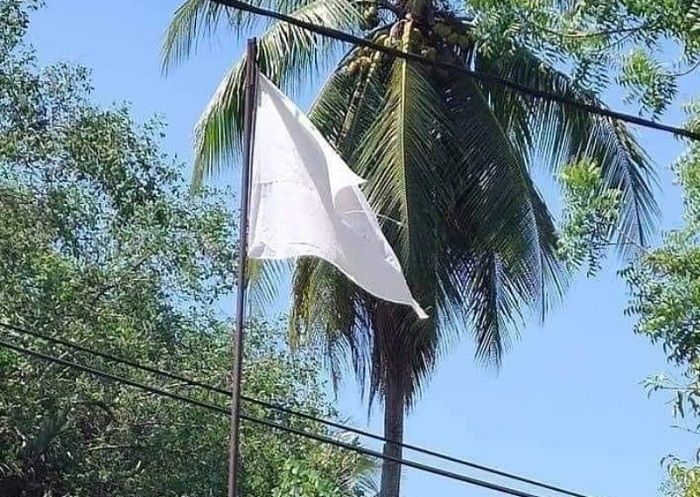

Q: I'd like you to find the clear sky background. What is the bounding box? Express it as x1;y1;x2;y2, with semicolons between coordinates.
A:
27;2;700;497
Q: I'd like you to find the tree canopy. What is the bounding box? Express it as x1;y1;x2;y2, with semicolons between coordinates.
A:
0;2;373;495
472;0;700;116
622;104;700;497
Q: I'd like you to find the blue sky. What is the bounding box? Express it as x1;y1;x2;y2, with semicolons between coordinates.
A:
28;2;700;497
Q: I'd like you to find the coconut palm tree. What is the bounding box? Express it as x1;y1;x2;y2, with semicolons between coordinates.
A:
163;1;657;496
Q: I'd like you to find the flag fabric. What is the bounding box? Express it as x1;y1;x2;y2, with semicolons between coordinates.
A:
247;74;428;319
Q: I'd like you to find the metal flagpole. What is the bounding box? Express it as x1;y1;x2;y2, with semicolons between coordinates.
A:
228;37;258;497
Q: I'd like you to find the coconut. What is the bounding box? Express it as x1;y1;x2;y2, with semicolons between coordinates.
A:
375;34;389;45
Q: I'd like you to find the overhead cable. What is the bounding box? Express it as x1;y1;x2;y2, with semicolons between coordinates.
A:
205;0;700;142
1;320;593;497
0;336;593;497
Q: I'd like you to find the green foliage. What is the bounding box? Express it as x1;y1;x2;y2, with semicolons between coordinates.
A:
272;453;376;497
558;160;622;275
468;0;700;115
273;460;342;497
625;105;700;365
619;49;678;117
664;460;700;497
0;2;374;495
623;105;700;497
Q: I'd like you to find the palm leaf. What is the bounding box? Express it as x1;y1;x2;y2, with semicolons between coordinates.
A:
309;46;392;157
246;259;292;316
435;70;564;364
184;0;362;187
162;0;326;73
290;45;453;403
161;0;235;74
352;51;449;280
347;38;456;402
290;257;372;391
476;46;659;249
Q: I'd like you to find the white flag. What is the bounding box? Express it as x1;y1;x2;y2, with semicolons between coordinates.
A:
247;74;428;319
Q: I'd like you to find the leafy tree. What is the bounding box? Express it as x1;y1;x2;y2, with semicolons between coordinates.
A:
470;0;700;116
162;1;660;495
622;103;700;497
544;4;700;491
557;159;623;274
0;1;373;495
559;100;700;496
664;462;700;497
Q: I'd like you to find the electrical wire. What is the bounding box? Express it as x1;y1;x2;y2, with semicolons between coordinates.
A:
205;0;700;142
0;336;229;415
0;320;593;497
0;336;593;497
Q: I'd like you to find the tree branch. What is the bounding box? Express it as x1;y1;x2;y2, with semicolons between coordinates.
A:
538;22;651;40
668;58;700;78
87;253;153;307
87;444;138;453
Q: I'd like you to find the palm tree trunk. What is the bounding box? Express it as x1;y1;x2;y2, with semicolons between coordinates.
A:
380;371;405;497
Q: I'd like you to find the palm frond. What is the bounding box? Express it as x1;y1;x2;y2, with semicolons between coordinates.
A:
467;253;517;364
353;53;448;281
190;0;362;187
290;258;372;391
161;0;235;74
476;46;659;249
309;46;392;157
192;61;245;186
161;0;320;73
279;32;452;404
247;259;292;316
435;70;565;365
348;44;456;403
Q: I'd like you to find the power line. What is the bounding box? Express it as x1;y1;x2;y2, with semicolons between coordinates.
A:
0;321;224;392
206;0;700;142
0;322;591;497
247;413;568;497
0;336;229;415
0;336;588;497
0;320;593;497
